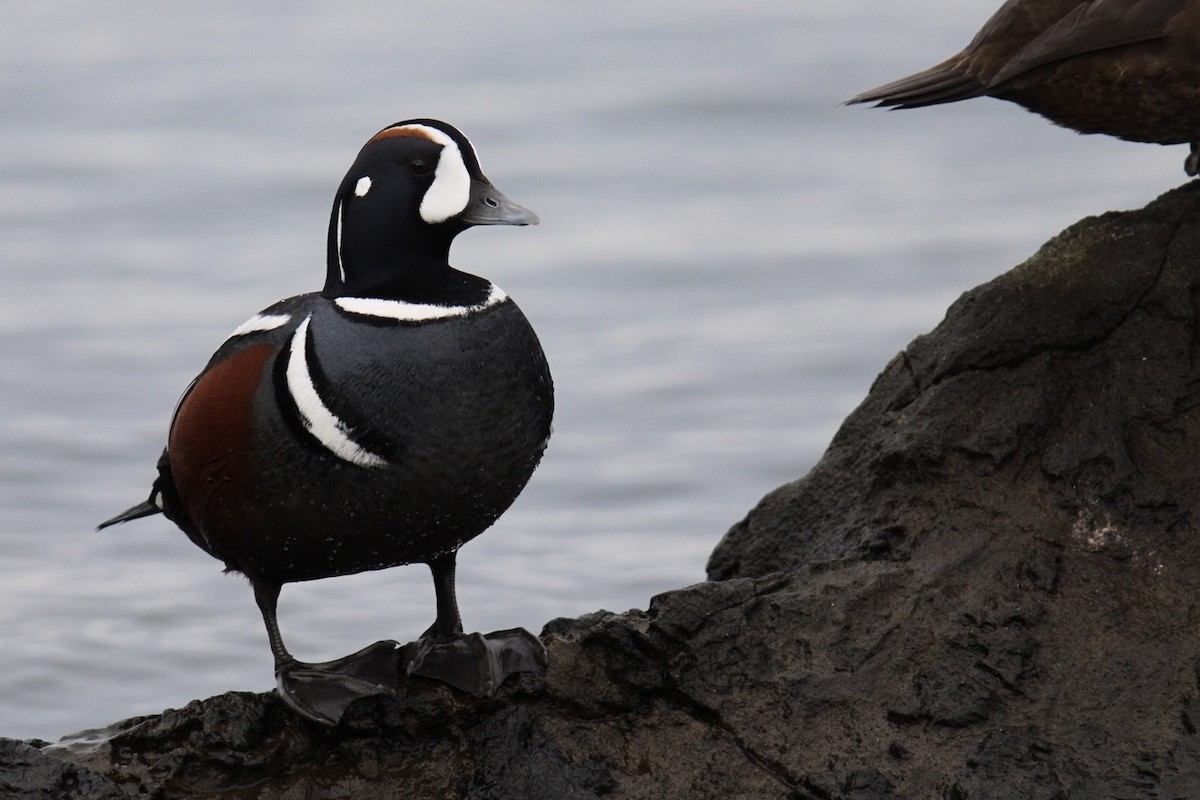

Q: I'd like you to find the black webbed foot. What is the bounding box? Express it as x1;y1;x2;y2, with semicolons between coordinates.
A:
400;627;547;697
275;640;401;726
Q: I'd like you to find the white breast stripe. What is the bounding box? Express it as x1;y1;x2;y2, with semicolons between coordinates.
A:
230;312;292;338
334;283;508;323
285;315;388;468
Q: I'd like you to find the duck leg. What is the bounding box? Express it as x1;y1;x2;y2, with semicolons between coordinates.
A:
1187;142;1200;177
252;580;400;726
401;551;547;696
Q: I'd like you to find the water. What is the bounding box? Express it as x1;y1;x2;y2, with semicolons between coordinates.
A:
0;1;1184;741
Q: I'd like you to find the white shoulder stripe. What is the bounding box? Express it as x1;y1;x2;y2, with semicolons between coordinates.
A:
285;315;389;468
230;312;292;338
334;283;508;323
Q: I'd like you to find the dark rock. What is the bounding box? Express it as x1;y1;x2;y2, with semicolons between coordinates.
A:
12;183;1200;798
0;738;126;800
709;180;1200;797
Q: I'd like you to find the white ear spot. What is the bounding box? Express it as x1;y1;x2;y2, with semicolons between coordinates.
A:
354;176;372;197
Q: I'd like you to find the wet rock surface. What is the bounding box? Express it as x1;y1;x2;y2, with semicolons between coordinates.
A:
10;183;1200;798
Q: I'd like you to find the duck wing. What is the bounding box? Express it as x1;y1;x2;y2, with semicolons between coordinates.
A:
847;0;1075;108
989;0;1188;85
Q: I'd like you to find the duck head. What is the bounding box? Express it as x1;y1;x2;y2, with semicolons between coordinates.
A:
323;119;537;299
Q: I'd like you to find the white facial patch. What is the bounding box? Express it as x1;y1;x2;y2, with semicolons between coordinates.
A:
230;312;292;338
285;315;389;468
380;124;472;224
335;283;508;323
354;176;372;197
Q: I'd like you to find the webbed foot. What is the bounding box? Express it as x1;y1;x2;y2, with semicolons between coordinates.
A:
275;639;401;726
400;627;547;696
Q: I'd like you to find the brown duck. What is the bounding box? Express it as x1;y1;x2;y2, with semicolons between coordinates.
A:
849;0;1200;174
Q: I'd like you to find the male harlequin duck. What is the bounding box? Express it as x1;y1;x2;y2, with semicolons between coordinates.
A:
848;0;1200;174
99;119;553;726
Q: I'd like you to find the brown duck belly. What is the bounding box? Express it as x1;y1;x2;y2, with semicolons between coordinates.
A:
994;53;1200;145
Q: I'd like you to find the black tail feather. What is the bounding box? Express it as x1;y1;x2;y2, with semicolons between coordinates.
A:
99;451;174;530
97;498;162;530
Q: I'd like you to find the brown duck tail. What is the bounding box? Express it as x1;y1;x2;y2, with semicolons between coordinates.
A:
847;62;986;109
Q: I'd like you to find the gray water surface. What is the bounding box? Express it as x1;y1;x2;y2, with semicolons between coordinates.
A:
0;1;1182;740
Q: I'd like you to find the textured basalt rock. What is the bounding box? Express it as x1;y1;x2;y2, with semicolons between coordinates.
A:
9;183;1200;798
0;739;126;800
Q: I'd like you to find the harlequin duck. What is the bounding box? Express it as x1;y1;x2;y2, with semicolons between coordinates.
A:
848;0;1200;174
99;119;553;726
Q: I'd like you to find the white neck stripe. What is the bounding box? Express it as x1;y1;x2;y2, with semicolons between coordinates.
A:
335;199;346;284
285;315;389;468
334;284;508;323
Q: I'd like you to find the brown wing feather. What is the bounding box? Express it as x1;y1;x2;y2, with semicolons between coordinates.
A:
990;0;1188;85
847;61;987;108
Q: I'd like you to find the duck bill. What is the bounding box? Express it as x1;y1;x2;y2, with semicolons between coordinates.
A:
460;179;539;226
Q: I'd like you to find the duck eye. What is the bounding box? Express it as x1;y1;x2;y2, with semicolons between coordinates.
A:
409;157;433;176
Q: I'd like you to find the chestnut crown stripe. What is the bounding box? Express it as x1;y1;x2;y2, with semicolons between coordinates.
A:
283;315;390;468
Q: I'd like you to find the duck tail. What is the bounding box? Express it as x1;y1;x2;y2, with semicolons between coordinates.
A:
97;498;162;530
847;62;986;109
98;450;178;530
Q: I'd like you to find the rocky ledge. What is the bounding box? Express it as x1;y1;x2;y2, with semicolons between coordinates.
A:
9;183;1200;799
